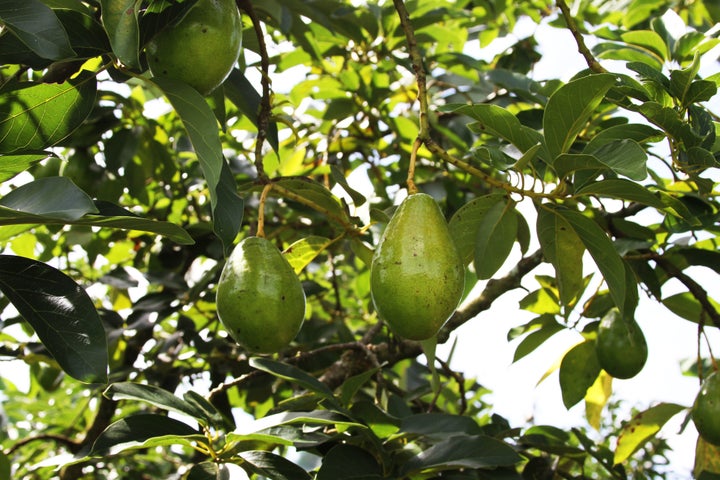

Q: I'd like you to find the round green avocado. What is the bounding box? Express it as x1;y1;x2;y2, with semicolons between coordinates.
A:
595;308;648;379
146;0;242;95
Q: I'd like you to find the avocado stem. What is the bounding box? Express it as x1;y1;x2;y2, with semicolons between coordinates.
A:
407;138;421;195
257;183;273;238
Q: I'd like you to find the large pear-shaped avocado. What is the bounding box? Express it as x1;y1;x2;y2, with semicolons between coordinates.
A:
370;193;464;341
595;308;648;379
693;371;720;446
146;0;242;95
216;237;306;353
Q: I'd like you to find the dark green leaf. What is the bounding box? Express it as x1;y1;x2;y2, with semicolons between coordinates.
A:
442;103;546;157
0;0;75;60
0;72;96;154
183;390;234;430
399;413;482;438
0;255;107;383
99;0;141;68
575;179;664;208
186;463;231;480
512;315;565;363
250;357;335;400
402;434;521;474
586;139;648;180
662;292;720;324
448;193;505;264
240;450;311;480
474;200;518;279
559;340;601;409
0;176;97;221
271;177;350;228
543;74;616;159
554;206;637;318
152;77;241;251
104;382;215;426
536;207;585;308
340;367;380;407
90;413;201;456
316;444;383;480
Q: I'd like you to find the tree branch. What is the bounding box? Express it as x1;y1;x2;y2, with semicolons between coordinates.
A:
238;0;272;181
555;0;607;73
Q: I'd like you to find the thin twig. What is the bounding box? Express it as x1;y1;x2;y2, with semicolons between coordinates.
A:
238;0;272;181
555;0;607;73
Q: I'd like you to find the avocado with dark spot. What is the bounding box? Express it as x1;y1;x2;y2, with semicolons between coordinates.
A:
370;193;464;341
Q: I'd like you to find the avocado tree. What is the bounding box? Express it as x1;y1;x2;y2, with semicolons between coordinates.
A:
1;0;719;478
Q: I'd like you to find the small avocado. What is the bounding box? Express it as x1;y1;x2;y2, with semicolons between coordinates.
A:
595;308;648;379
216;237;306;353
693;371;720;446
146;0;242;95
370;193;464;341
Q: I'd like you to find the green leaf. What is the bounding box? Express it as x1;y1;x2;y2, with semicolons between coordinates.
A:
104;383;216;426
0;152;49;182
186;463;231;480
543;74;616;159
399;413;482;438
448;193;505;265
340;367;381;408
511;315;565;363
575;179;665;208
0;255;108;383
0;71;96;154
284;236;334;274
246;410;364;433
401;434;521;474
620;30;669;62
240;450;312;480
183;390;234;430
474;200;518;280
587;139;648;180
614;403;686;464
271;177;349;227
536;208;585;308
558;340;602;409
662;292;720;324
152;77;241;251
89;413;202;456
443;103;546;157
316;444;383;480
250;357;335;400
0;0;75;60
99;0;141;68
0;176;97;221
554;206;637;318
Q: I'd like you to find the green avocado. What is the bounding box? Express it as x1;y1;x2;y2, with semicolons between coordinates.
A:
370;193;464;341
595;308;648;379
146;0;242;95
216;237;306;353
693;371;720;446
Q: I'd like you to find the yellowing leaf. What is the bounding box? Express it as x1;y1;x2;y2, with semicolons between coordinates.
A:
614;402;686;465
585;370;613;430
694;436;720;476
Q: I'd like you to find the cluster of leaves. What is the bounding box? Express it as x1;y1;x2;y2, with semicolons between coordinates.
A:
0;0;719;479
